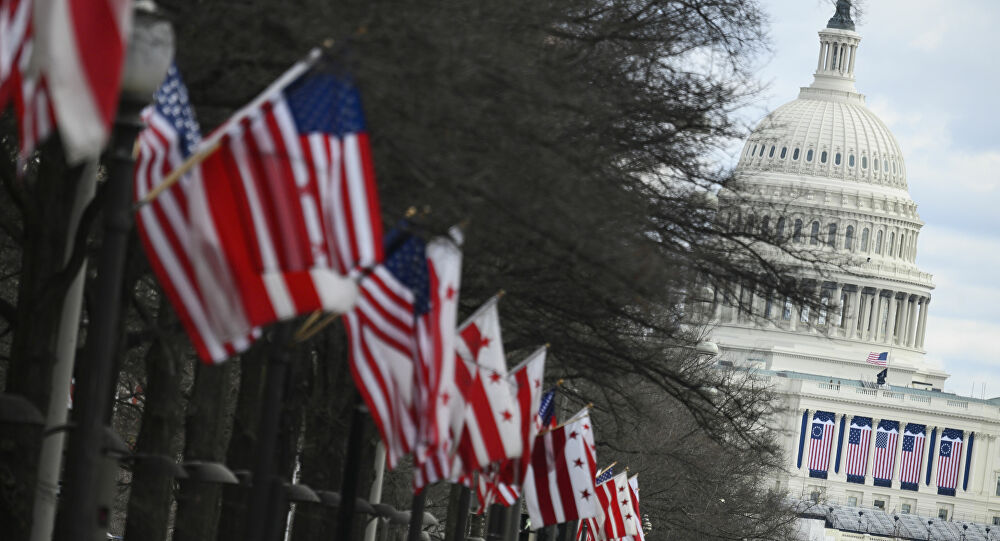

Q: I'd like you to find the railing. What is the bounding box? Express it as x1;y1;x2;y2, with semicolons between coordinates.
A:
946;399;969;409
855;388;878;397
881;391;905;400
907;394;930;404
818;382;841;391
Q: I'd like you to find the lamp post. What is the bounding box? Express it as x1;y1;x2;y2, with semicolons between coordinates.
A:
56;2;173;540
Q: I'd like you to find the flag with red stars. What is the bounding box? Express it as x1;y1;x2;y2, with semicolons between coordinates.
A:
594;472;638;540
450;297;522;477
523;410;598;529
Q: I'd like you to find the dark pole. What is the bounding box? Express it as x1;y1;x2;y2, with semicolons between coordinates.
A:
336;393;368;539
406;491;428;541
485;503;507;541
452;485;472;541
245;325;294;541
56;98;145;541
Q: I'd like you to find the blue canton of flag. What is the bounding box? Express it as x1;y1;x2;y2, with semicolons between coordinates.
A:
902;435;914;451
848;428;861;445
382;229;430;314
284;68;367;137
596;467;615;485
876;432;889;448
538;388;556;427
940;441;952;457
152;65;201;157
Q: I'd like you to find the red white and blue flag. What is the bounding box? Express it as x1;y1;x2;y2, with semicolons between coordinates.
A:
872;420;899;487
899;423;926;491
936;428;964;496
188;51;382;341
133;65;260;363
844;416;871;484
593;471;638;540
808;411;836;478
866;351;889;366
627;475;645;541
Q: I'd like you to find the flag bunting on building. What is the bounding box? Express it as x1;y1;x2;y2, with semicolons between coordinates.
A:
844;416;871;484
872;420;899;487
865;351;889;366
523;410;598;529
808;410;836;479
936;428;963;496
133;65;260;363
187;50;384;343
899;423;926;491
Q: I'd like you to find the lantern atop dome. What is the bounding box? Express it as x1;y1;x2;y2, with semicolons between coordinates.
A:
827;0;855;31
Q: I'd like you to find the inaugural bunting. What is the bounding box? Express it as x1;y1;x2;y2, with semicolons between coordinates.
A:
808;411;836;478
899;423;926;491
872;420;899;487
936;428;964;496
844;416;871;484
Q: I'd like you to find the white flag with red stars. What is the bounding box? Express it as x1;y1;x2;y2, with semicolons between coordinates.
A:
594;472;638;540
451;297;522;476
523;410;599;529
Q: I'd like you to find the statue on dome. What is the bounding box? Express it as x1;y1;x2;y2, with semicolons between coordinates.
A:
827;0;855;31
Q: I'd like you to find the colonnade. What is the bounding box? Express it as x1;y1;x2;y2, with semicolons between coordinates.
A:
817;33;859;78
707;281;931;350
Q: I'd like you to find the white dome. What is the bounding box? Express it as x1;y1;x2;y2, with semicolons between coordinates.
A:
738;87;907;189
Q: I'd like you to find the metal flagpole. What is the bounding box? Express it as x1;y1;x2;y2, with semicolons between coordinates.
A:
335;393;368;539
407;490;428;541
246;324;294;541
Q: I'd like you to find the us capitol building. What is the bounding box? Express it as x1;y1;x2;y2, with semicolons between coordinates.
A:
705;1;1000;537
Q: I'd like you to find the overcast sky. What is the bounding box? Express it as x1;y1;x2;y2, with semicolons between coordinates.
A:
732;0;1000;397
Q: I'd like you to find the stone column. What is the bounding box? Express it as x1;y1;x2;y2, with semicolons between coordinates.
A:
848;44;857;74
712;286;723;322
928;427;941;488
817;41;827;72
867;289;883;342
828;283;845;338
883;291;898;345
906;295;919;347
917;297;930;348
846;286;861;340
825;41;834;72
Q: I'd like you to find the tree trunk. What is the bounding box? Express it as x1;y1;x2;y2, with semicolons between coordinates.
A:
216;347;267;541
173;359;239;541
123;301;187;541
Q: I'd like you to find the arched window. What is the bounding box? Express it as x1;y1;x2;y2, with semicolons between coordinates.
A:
875;230;883;254
892;160;897;173
845;225;855;251
759;145;765;157
827;223;837;247
899;233;905;258
861;156;868;169
746;214;756;234
810;221;820;245
806;149;814;162
761;216;771;236
780;147;787;159
835;153;842;166
849;155;855;167
776;217;786;238
793;219;803;243
750;143;757;156
884;160;889;172
769;146;775;158
793;148;800;160
874;158;879;171
821;151;828;164
889;232;896;256
861;228;870;251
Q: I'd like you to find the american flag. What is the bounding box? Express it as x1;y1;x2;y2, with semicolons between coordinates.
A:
899;423;926;490
523;412;598;529
844;416;871;483
539;388;556;428
35;0;131;162
866;351;889;366
0;0;55;163
343;231;428;468
936;428;964;495
596;466;615;485
133;65;259;363
872;420;899;486
808;411;836;478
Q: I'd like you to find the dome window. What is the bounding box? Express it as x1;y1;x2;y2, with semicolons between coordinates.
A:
761;216;771;235
861;156;868;169
845;226;855;251
809;221;820;245
759;145;765;157
750;143;757;157
776;217;786;238
849;155;855;167
806;149;814;162
793;219;803;243
780;147;787;159
884;160;889;172
861;228;870;251
875;230;883;254
889;232;895;256
827;223;837;247
892;161;897;174
899;233;906;258
768;146;775;158
821;151;828;164
835;153;842;166
793;148;800;160
873;158;879;171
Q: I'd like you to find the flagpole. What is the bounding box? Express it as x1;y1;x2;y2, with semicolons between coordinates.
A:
335;392;368;539
407;490;428;541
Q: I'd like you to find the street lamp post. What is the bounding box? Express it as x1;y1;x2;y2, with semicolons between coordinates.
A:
56;3;173;539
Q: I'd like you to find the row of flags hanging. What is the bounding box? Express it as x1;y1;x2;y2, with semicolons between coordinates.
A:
130;49;650;535
0;25;654;538
801;410;970;496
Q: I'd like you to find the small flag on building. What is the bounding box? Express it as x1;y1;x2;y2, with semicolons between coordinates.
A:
866;351;889;366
